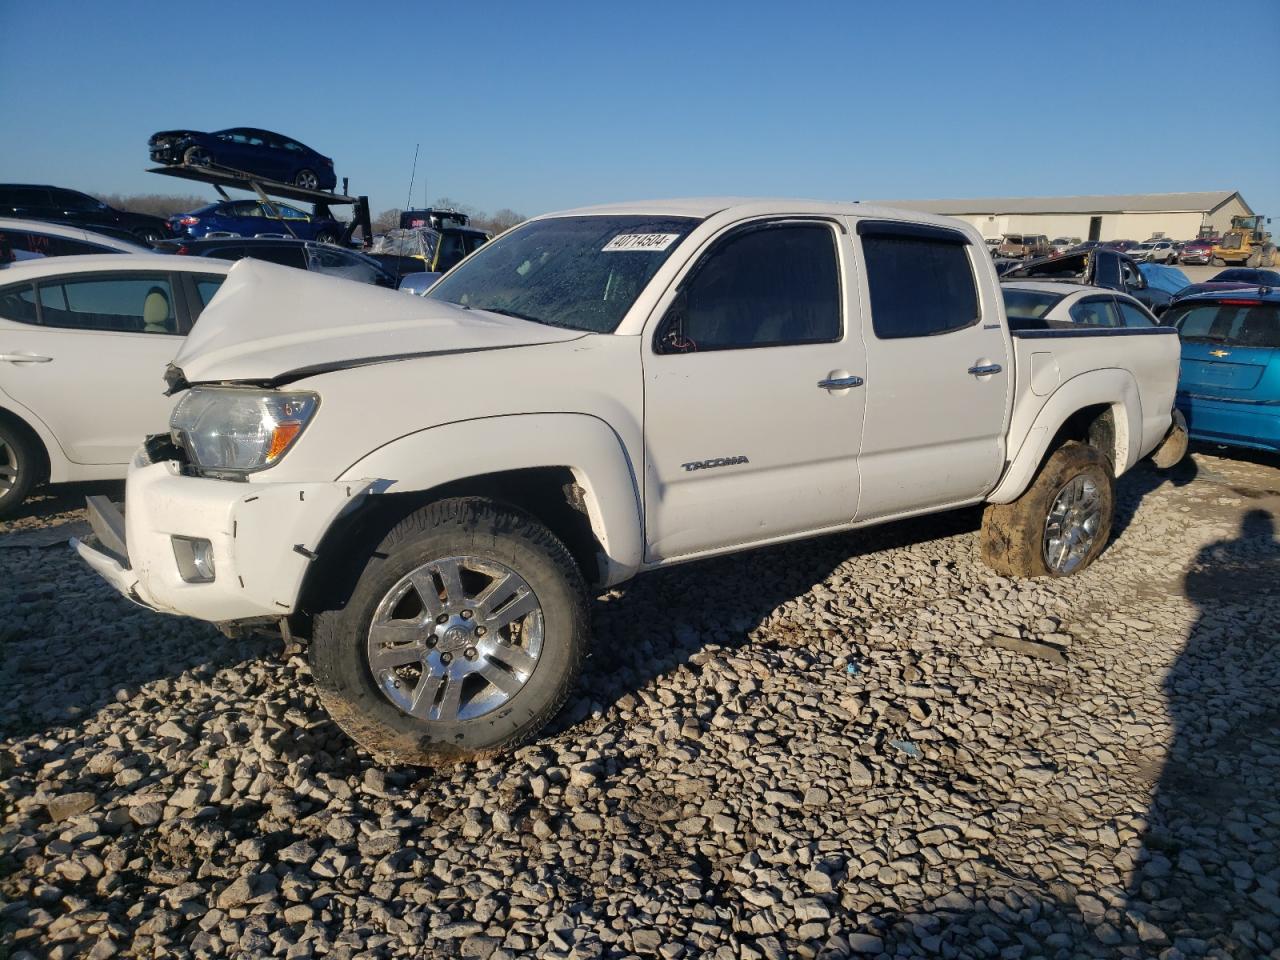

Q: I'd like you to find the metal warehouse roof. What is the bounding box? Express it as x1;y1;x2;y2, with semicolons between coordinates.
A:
873;191;1247;216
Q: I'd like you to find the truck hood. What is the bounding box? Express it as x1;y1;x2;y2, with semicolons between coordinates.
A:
172;258;585;385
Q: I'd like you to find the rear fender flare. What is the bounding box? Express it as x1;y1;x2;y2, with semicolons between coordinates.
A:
988;368;1141;504
336;413;643;585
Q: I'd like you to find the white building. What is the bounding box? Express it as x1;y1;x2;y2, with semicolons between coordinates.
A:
875;191;1254;243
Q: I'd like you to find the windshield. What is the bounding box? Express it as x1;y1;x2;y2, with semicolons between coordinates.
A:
1002;288;1065;320
427;215;700;333
1169;301;1280;348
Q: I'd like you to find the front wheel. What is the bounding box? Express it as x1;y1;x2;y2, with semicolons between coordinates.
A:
314;230;338;245
310;498;589;765
980;441;1114;578
1211;256;1225;266
183;146;210;166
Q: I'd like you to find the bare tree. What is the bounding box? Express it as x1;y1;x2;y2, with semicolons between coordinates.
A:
371;208;402;234
480;208;525;235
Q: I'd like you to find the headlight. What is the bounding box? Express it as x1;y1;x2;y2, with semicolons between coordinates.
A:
170;387;318;476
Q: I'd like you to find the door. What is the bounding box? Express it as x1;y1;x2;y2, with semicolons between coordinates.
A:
50;189;113;230
1088;216;1102;242
0;272;187;464
851;220;1011;520
643;219;866;560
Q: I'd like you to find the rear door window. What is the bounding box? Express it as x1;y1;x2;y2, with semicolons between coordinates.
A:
1068;297;1121;327
36;275;180;334
861;230;978;339
0;282;39;324
1115;299;1155;328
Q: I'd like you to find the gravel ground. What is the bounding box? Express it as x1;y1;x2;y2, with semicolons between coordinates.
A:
2;448;1279;960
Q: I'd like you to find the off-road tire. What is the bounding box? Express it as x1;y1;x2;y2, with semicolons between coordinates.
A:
1211;256;1225;267
310;497;590;765
980;441;1114;578
0;418;40;519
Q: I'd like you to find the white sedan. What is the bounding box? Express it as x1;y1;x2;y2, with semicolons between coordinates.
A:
1001;280;1160;329
0;254;231;515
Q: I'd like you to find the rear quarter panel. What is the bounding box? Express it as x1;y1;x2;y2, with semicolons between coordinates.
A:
989;329;1180;503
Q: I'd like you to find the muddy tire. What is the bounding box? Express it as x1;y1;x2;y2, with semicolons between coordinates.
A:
310;497;589;765
980;441;1114;578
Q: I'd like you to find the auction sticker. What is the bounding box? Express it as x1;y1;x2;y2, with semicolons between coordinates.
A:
602;233;680;252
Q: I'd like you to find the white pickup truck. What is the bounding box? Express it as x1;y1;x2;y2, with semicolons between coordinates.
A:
76;199;1187;764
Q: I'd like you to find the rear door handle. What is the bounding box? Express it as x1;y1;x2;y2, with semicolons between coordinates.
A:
817;375;864;390
968;363;1002;377
0;352;52;363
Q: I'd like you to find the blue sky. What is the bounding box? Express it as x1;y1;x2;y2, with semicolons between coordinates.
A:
2;0;1277;223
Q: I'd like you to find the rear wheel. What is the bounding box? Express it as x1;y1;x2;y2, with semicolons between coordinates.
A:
294;169;320;191
980;441;1114;578
132;227;165;245
310;497;589;765
0;419;40;519
314;230;338;245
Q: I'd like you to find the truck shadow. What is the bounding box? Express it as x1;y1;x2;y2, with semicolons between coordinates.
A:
766;507;1280;957
554;506;985;735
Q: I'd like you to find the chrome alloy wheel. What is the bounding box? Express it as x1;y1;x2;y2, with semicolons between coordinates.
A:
366;556;544;722
0;437;16;496
1042;474;1102;574
296;170;319;190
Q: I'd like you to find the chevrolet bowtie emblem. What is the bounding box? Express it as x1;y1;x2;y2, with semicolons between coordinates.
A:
1209;349;1231;358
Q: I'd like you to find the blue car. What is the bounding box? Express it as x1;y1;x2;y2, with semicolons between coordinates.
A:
1165;288;1280;453
148;127;337;191
167;200;345;243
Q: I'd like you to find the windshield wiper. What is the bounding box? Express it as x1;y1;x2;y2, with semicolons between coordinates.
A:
479;306;546;325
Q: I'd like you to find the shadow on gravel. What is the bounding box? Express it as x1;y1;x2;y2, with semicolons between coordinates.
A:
825;507;1280;958
1111;457;1199;541
1123;507;1280;954
547;506;984;736
0;480;124;523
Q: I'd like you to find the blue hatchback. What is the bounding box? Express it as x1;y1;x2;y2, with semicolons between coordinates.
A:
167;200;344;243
1165;288;1280;452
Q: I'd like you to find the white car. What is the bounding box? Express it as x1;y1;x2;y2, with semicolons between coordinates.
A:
76;199;1187;764
1050;237;1079;254
1128;239;1178;264
1001;280;1162;330
0;254;231;514
0;217;151;262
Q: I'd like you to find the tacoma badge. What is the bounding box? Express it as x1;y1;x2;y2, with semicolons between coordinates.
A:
681;456;749;472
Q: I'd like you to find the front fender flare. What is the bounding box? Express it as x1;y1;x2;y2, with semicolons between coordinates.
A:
988;368;1142;504
337;413;643;585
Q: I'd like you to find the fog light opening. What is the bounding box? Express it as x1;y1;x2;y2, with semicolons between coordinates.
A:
172;536;215;583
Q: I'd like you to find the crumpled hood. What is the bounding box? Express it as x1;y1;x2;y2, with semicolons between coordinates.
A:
173;258;583;384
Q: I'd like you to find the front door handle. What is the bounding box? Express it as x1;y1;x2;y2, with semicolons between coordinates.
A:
817;375;864;390
968;363;1002;377
0;352;52;363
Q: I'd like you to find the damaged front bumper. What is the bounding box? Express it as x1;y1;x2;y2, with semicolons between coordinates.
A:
73;447;371;624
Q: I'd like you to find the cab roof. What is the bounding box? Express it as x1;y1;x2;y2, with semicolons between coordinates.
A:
537;197;974;228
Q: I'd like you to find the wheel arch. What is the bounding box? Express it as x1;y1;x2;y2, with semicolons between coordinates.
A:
292;414;643;635
0;402;56;486
988;369;1141;505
